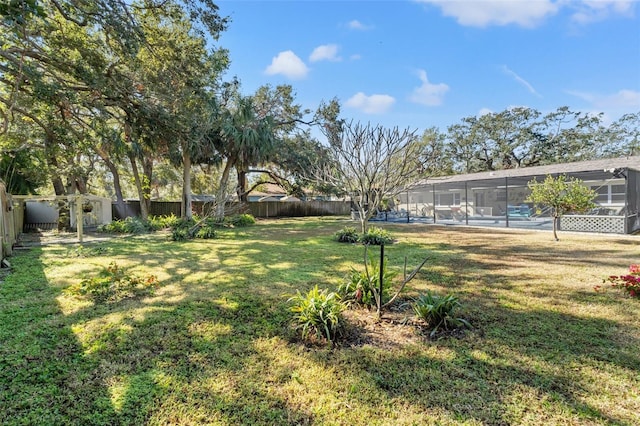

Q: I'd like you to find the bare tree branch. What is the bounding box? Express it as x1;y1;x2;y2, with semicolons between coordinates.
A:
310;121;422;232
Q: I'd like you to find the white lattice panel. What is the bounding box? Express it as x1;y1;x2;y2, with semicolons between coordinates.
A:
560;215;625;234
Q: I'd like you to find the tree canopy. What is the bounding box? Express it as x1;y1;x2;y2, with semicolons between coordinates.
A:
1;1;637;225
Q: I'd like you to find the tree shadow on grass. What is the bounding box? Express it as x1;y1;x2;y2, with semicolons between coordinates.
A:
9;221;638;425
67;293;315;424
2;245;316;425
0;247;118;425
306;303;639;425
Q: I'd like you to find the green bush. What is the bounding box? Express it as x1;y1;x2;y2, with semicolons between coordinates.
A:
334;226;359;243
170;217;195;241
195;224;217;239
171;227;190;241
148;214;181;230
359;226;393;245
226;214;256;227
338;255;397;306
170;217;219;241
413;291;470;337
65;261;158;303
97;217;153;234
288;285;345;345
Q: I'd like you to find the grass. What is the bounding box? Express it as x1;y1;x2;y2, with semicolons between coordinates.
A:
1;217;638;425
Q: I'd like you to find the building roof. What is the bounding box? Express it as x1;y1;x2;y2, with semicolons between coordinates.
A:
410;156;640;188
250;182;287;197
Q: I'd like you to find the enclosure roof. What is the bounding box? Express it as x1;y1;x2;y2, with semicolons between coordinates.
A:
410;156;640;188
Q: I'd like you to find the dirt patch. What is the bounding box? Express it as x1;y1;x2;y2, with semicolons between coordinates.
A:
340;306;425;349
289;298;471;350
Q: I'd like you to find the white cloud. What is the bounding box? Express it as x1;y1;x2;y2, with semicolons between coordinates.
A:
309;44;341;62
345;92;396;114
417;0;635;27
570;0;635;24
501;65;542;97
409;70;449;106
348;19;372;30
566;89;640;108
264;51;309;80
478;108;493;116
416;0;559;28
350;54;362;61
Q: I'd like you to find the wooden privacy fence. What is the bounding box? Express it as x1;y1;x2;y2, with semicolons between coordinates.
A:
113;200;351;219
244;201;351;217
0;182;17;260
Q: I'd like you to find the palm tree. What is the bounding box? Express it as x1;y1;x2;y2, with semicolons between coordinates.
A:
212;94;275;217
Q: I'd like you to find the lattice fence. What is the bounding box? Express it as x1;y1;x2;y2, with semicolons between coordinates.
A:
560;215;625;234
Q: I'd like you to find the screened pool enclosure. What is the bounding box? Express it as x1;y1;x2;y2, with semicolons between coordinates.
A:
395;156;640;235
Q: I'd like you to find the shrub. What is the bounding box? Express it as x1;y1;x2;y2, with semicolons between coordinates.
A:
599;264;640;298
288;285;345;345
97;217;152;234
195;224;217;239
170;217;195;241
413;291;470;337
148;214;181;230
65;262;158;303
338;255;397;306
226;214;255;227
334;226;359;243
170;217;219;241
171;227;190;241
359;226;393;245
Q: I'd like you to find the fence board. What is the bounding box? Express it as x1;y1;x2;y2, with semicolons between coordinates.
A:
112;200;351;219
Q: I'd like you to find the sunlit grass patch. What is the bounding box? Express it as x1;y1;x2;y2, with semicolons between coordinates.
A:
1;217;638;425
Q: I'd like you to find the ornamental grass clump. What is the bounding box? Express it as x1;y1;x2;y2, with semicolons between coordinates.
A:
413;291;470;337
599;264;640;298
288;285;345;345
338;256;397;307
333;226;359;243
359;226;394;245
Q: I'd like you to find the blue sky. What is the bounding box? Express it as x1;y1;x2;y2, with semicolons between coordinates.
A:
215;0;640;134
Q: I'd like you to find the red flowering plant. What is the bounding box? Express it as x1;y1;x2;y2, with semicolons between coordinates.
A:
598;264;640;299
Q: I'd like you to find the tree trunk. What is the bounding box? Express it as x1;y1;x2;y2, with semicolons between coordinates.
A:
128;152;149;220
215;159;234;219
553;215;559;241
237;168;248;202
95;147;125;219
44;134;70;231
357;203;368;233
142;157;153;219
181;150;193;220
107;161;125;219
74;175;88;194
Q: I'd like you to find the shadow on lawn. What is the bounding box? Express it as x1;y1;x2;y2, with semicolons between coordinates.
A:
1;244;316;425
5;222;638;425
70;295;315;425
390;224;640;271
0;247;118;424
307;303;639;425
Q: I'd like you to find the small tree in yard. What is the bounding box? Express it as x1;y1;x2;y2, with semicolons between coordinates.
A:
315;120;424;233
527;174;596;241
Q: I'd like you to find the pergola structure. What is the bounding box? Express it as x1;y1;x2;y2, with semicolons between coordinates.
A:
12;194;112;242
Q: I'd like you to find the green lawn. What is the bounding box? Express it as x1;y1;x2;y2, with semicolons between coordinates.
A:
1;217;638;425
